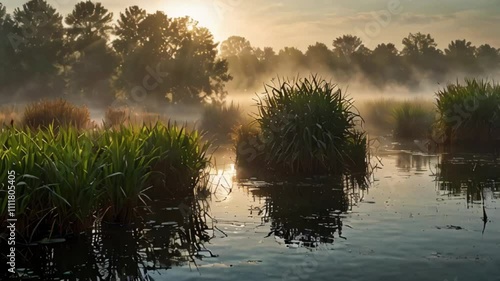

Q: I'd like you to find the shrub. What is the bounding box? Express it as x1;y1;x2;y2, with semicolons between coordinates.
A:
22;99;90;130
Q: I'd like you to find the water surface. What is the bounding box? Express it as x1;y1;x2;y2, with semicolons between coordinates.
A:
4;150;500;281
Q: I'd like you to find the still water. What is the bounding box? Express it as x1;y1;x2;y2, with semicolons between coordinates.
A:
4;149;500;281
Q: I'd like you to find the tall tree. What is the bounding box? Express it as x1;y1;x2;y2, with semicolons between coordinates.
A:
401;32;438;57
475;44;500;73
278;47;306;69
65;1;113;49
401;32;445;82
331;35;366;79
219;36;253;58
11;0;65;97
0;3;16;93
332;35;363;58
369;43;412;86
113;5;147;55
169;17;231;103
65;1;117;105
445;39;477;73
305;42;334;70
117;12;230;105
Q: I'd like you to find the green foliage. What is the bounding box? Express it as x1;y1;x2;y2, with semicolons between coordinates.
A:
115;12;231;104
236;75;369;176
233;123;266;175
392;101;436;139
359;98;436;139
435;78;500;145
200;102;244;143
22;99;91;130
0;122;210;240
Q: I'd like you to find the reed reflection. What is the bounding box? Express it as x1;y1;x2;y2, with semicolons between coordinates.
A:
247;176;367;248
3;197;213;280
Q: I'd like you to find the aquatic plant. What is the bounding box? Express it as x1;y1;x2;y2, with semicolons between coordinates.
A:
435;78;500;147
200;101;244;143
236;75;369;177
233;123;267;177
358;98;436;139
142;123;211;198
0;122;211;239
392;100;436;139
22;99;91;130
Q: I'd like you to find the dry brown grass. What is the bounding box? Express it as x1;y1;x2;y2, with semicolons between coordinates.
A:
0;105;21;128
22;99;91;130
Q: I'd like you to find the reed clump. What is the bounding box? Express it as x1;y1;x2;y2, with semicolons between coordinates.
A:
200;102;244;143
435;78;500;147
234;75;369;177
358;98;436;139
22;99;91;130
0;122;210;240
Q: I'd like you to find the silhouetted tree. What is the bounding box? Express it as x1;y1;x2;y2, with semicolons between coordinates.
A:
402;32;446;82
366;43;407;86
445;39;477;74
475;44;500;73
331;35;365;79
220;36;253;58
305;42;334;71
332;35;363;58
169;17;231;103
10;0;65;97
0;4;16;94
116;11;230;105
278;47;306;70
113;6;147;55
219;36;260;89
65;1;117;105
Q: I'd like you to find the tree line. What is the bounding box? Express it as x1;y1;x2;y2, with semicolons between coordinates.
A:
1;0;499;108
0;0;229;107
220;34;500;91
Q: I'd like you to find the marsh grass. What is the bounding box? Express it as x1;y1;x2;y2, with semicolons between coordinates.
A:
358;98;436;139
392;101;436;139
200;102;244;143
235;75;369;178
0;122;211;240
435;78;500;147
232;123;267;177
22;99;91;130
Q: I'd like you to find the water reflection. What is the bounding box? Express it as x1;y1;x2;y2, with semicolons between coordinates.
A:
245;177;366;248
3;197;212;280
437;154;500;205
396;152;436;172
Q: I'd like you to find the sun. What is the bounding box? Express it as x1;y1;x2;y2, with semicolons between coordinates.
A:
167;1;220;37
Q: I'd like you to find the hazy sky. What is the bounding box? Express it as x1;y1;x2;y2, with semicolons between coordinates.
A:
3;0;500;51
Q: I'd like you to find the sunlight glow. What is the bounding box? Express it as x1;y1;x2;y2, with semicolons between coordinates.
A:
166;2;220;37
